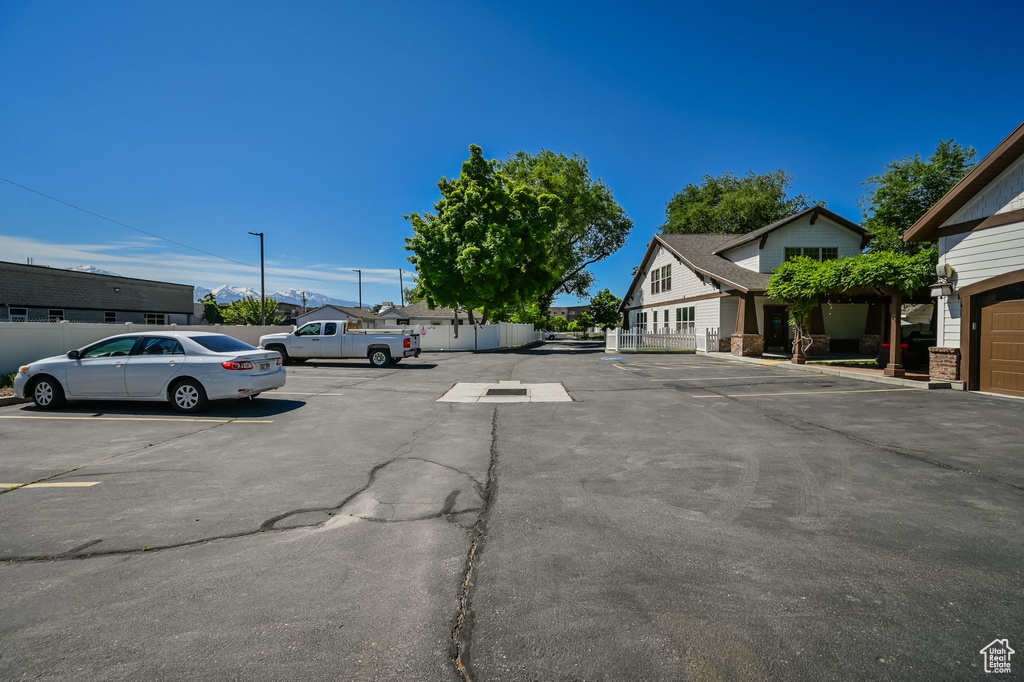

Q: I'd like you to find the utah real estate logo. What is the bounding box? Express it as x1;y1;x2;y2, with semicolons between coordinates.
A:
980;639;1014;674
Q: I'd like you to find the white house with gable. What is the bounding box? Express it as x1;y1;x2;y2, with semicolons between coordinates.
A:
904;121;1024;397
620;206;874;356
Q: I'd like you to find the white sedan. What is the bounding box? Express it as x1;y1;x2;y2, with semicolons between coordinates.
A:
14;332;286;414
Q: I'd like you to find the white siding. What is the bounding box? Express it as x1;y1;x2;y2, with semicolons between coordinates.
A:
760;215;864;273
936;218;1024;348
721;241;759;272
719;297;738;336
626;241;716;313
944;155;1024;225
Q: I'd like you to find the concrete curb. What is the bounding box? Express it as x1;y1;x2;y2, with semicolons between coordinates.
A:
0;395;29;407
705;352;963;390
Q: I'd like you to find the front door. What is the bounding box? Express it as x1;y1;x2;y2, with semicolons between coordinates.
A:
764;306;789;352
66;336;138;396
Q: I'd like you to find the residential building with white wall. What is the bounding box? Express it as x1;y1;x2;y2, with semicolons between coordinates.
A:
620;206;874;357
904;121;1024;397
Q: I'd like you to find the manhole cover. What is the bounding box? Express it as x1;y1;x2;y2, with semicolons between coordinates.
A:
486;388;528;396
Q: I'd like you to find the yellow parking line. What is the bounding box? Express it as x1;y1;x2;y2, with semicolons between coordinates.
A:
692;388;923;398
651;375;832;381
1;482;100;488
0;415;273;423
612;364;630;371
286;375;381;380
274;392;345;396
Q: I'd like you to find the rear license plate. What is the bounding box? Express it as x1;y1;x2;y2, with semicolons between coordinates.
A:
258;362;270;372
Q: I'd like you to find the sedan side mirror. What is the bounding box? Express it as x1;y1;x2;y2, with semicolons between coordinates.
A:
67;350;81;359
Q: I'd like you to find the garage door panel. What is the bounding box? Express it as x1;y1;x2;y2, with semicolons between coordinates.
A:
981;301;1024;397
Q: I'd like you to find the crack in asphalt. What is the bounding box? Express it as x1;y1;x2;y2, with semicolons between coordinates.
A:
0;408;480;563
451;406;499;682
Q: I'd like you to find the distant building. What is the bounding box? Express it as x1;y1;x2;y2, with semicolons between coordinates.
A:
296;304;384;329
0;260;194;324
548;305;591;323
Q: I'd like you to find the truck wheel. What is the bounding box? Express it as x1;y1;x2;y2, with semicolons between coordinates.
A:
266;345;292;365
369;349;391;368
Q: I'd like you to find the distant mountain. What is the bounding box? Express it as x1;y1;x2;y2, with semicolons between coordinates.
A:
68;265;121;276
194;284;358;308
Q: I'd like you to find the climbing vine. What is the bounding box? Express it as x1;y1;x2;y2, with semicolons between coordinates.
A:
766;249;938;353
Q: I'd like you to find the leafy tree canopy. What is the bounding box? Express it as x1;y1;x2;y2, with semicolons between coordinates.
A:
405;145;562;328
662;170;816;235
589;289;623;330
221;296;284;325
767;250;938;328
507;301;548;329
549;315;569;332
198;292;224;324
500;149;632;305
861;140;977;254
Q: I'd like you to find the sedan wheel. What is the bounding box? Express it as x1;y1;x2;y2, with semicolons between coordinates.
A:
170;379;208;414
31;377;66;410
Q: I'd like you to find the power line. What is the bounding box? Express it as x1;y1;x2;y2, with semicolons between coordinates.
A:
0;177;367;286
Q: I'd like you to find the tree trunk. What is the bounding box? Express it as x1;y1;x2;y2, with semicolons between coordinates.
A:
467;309;476;325
453;306;459;339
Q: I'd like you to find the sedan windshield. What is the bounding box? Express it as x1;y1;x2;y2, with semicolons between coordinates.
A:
191;336;256;352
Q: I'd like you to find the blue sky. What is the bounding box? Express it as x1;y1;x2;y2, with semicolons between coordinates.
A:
2;0;1023;307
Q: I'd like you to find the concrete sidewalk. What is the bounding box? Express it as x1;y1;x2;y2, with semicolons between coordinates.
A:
704;351;965;390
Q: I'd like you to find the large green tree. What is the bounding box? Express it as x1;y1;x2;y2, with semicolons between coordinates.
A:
861;140;977;254
500;150;632;307
662;170;816;235
589;288;622;330
404;145;563;333
221;296;284;325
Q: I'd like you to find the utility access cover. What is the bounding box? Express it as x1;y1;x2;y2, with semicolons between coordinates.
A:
438;380;571;403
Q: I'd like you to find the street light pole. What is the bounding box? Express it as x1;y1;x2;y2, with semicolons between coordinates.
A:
248;232;265;325
398;269;404;307
352;269;362;309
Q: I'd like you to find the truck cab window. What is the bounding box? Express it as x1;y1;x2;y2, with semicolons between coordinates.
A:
297;323;321;336
324;323;337;335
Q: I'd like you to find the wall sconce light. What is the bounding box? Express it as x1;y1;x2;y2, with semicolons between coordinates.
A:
930;263;956;298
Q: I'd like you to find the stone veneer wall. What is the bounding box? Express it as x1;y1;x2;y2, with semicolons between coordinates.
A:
719;338;733;353
731;334;763;357
929;347;961;381
808;334;830;357
859;334;881;356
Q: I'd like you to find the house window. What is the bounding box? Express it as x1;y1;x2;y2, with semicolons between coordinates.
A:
664;309;669;331
677;306;695;332
48;309;65;322
635;311;648;330
104;311;117;323
8;307;28;321
144;313;166;325
662;265;671;292
785;247;838;262
653;310;658;324
650;269;659;295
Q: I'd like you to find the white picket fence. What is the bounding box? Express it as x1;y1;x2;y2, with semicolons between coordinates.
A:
606;328;721;353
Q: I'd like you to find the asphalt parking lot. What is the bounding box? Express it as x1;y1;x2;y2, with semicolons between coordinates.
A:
1;341;1022;681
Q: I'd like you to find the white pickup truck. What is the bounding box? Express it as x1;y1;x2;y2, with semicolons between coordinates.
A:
259;320;421;367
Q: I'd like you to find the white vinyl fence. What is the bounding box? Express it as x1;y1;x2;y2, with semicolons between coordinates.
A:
415;322;541;352
606;328;721;353
0;321;293;374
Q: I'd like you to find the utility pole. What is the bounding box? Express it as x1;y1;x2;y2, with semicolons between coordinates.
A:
352;269;362;309
301;291;307;314
248;231;266;325
398;269;404;307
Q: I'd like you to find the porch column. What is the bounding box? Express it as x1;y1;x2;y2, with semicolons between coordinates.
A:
880;287;904;377
730;292;763;357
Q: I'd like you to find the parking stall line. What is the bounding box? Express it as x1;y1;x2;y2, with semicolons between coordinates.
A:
692;387;924;398
651;375;833;381
0;415;273;423
1;482;100;489
273;392;345;396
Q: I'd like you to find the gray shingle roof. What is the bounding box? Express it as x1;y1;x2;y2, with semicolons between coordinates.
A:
656;234;772;292
396;301;480;319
